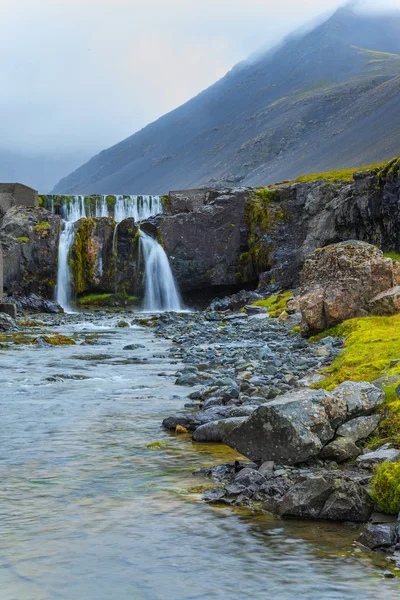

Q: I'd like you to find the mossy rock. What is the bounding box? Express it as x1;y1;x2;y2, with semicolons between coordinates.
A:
371;461;400;514
250;291;294;317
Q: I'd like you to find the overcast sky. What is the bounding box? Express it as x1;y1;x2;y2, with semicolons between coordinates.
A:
0;0;399;190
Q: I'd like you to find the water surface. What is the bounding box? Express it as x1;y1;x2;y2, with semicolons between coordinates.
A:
0;315;399;599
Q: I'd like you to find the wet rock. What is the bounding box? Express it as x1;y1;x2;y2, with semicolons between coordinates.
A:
192;417;247;443
162;414;202;431
320;437;361;463
123;343;145;350
356;443;400;468
319;479;374;522
224;388;336;465
357;524;397;550
278;476;333;519
203;487;227;503
336;414;381;441
0;313;15;331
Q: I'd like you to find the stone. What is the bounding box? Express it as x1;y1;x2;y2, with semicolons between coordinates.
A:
356;443;400;468
357;524;397;550
320;437;361;463
319;479;374;522
224;388;337;465
333;381;385;419
162;414;202;431
234;468;266;488
192;417;247;443
369;286;400;317
298;241;400;336
336;414;381;441
0;302;17;318
258;461;275;479
0;312;15;332
278;476;333;519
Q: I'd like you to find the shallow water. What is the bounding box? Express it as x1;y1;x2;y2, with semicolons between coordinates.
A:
0;315;399;599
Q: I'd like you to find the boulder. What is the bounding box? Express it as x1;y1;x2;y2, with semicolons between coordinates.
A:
369;286;400;316
333;381;385;419
298;241;400;336
336;414;381;441
192;417;247;443
0;313;15;332
224;388;337;465
279;474;373;522
320;437;361;463
357;523;397;550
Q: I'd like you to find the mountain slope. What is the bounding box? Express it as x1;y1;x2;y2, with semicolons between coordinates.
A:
53;7;400;195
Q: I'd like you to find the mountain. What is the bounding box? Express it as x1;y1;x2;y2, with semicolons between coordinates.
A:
53;7;400;195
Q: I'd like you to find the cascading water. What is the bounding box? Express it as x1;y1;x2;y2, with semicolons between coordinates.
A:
53;195;163;311
139;230;182;312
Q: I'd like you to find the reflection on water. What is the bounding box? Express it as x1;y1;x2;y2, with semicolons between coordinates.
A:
0;315;399;599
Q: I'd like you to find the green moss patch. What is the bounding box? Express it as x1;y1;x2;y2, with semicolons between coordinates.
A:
77;293;139;307
294;161;388;184
384;252;400;262
371;461;400;514
251;291;294;317
17;236;30;243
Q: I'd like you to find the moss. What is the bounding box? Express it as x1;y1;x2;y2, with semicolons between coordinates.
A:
251;291;294;317
314;315;400;390
371;461;400;514
69;218;96;295
161;194;171;210
40;334;75;346
384;252;400;262
237;189;286;282
18;320;45;327
37;195;45;207
17;236;30;243
77;293;139;307
294;161;389;184
290;326;301;335
34;221;51;237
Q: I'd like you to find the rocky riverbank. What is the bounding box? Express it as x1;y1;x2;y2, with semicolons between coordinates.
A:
146;302;400;564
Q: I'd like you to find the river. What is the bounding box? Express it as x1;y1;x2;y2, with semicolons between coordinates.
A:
0;314;399;599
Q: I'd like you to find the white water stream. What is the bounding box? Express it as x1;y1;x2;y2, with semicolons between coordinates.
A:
54;195;179;313
139;230;182;312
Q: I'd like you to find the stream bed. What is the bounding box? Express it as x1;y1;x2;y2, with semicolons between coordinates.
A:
0;314;399;599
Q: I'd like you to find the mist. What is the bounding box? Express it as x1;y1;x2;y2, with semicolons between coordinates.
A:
0;0;399;191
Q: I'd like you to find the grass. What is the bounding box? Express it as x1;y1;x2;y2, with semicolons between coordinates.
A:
314;314;400;448
251;291;294;317
294;161;388;184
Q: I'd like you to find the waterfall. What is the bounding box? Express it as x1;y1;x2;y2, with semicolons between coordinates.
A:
56;222;76;313
139;230;182;312
53;195;164;311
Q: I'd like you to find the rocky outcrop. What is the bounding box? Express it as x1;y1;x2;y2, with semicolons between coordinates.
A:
158;189;249;291
0;206;61;298
224;382;384;465
297;241;400;336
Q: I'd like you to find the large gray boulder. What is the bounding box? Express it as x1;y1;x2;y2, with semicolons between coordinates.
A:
279;474;374;522
336;414;381;441
192;418;247;443
224;388;337;465
334;381;385;418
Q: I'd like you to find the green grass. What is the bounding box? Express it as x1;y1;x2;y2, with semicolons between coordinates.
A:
251;291;294;317
294;161;388;184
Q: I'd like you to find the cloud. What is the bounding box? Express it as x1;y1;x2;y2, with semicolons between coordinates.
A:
0;0;399;188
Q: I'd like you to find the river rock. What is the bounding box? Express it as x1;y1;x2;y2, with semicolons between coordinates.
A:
320;437;361;463
356;443;400;468
192;417;247;443
336;414;381;441
357;524;397;550
279;474;373;522
0;313;15;331
298;241;400;336
224;388;337;464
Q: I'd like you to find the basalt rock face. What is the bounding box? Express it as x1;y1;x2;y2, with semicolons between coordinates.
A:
298;241;400;336
114;218;142;296
158;189;250;291
0;206;61;297
70;217;116;296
